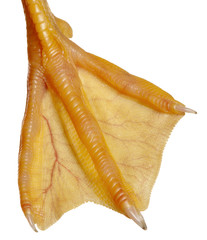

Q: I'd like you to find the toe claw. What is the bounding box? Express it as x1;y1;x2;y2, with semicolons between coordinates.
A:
174;105;197;114
124;204;147;230
25;209;38;232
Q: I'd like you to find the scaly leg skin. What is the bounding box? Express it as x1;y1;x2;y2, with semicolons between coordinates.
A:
19;0;196;232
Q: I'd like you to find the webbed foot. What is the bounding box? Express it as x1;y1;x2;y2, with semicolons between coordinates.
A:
19;0;194;231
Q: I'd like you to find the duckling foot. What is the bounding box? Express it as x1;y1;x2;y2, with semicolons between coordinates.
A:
19;0;193;231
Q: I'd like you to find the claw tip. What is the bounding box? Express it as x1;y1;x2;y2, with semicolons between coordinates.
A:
124;204;147;230
25;209;38;232
174;105;197;114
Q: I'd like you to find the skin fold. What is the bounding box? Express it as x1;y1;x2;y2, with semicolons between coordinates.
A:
18;0;196;232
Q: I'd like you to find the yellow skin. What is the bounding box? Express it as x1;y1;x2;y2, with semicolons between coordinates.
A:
19;0;196;232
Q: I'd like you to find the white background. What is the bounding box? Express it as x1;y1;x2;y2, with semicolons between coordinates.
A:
1;0;207;239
